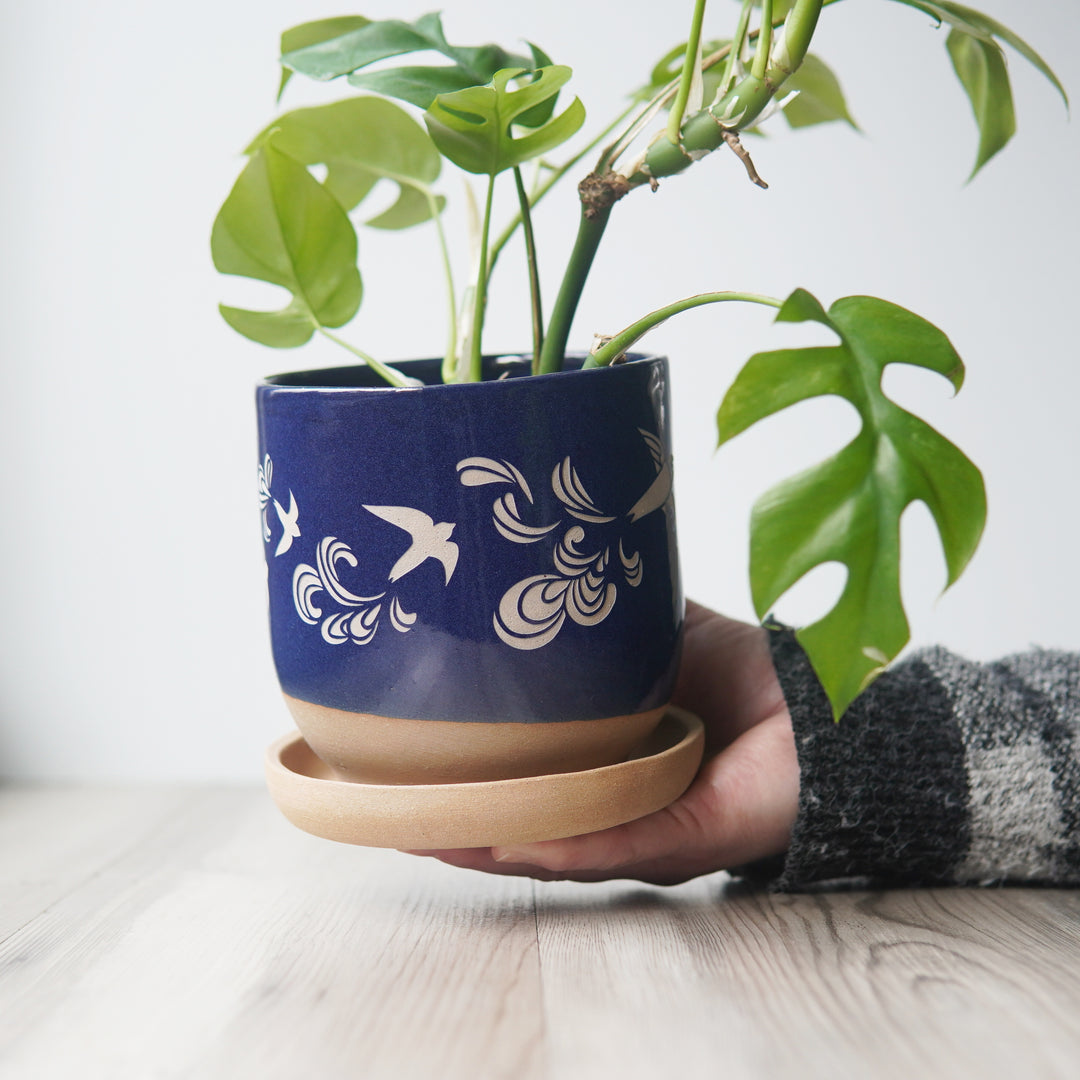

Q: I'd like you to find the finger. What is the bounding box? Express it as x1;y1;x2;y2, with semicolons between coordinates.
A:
427;711;799;885
402;847;620;882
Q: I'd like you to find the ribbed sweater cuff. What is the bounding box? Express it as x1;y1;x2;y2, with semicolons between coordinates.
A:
761;627;1080;891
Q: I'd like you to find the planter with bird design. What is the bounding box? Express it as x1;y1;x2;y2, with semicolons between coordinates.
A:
256;353;685;789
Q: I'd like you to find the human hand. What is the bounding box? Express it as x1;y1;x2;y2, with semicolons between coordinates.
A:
406;601;800;885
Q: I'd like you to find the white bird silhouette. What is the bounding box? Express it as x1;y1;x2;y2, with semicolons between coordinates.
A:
627;456;672;522
273;491;301;556
363;505;459;584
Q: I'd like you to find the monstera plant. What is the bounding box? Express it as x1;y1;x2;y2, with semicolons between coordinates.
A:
212;0;1066;718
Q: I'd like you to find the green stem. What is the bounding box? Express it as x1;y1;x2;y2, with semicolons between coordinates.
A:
608;0;839;179
424;190;459;385
752;0;774;80
488;103;636;277
667;0;710;143
470;173;497;382
512;166;544;375
585;291;783;368
317;328;420;388
637;0;825;181
720;0;755;97
535;0;827;372
600;42;734;175
537;204;613;374
768;0;824;78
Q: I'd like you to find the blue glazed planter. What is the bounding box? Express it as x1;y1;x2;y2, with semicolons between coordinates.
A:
256;354;684;783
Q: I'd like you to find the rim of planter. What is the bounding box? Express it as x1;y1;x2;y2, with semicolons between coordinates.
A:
258;352;661;392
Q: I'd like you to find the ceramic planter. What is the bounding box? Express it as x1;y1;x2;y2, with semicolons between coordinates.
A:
256;354;687;804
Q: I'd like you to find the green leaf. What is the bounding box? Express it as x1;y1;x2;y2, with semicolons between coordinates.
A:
347;66;484;110
946;29;1015;177
246;98;442;229
516;43;561;128
780;54;858;130
887;0;1067;176
211;143;361;347
527;42;555;69
281;11;535;108
278;16;371;101
424;66;585;176
636;41;690;101
717;290;986;718
890;0;1067;104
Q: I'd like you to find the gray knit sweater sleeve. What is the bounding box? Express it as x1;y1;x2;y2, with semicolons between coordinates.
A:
766;627;1080;891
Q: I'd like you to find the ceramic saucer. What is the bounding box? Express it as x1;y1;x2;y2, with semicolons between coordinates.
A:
265;707;704;849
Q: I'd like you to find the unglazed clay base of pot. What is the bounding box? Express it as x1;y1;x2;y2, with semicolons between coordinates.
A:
265;707;705;849
282;693;667;785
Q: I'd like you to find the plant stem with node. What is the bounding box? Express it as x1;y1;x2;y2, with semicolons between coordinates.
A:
632;0;823;184
541;0;825;373
488;103;636;279
537;172;631;374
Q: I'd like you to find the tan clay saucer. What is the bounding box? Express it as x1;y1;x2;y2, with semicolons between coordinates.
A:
265;707;705;850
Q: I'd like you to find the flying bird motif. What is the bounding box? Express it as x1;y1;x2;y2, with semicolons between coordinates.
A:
273;490;300;556
627;428;673;522
363;505;459;584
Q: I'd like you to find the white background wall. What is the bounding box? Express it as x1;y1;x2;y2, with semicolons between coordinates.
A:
1;0;1077;780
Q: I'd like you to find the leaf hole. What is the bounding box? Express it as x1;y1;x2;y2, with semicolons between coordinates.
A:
352;177;405;220
725;393;862;469
899;499;950;632
217;276;295;313
439;104;485;126
881;363;956;417
769;318;838;348
767;561;848;628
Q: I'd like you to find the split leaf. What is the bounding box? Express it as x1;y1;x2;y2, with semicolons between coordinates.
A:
717;289;986;718
278;16;371;101
281;11;534;110
346;40;560;120
246;98;443;229
424;66;585;176
211;143;361;347
347;66;488;110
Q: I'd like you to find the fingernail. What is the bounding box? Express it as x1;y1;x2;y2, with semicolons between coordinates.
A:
492;846;534;863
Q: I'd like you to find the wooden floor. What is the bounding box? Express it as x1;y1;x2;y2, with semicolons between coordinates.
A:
2;785;1079;1080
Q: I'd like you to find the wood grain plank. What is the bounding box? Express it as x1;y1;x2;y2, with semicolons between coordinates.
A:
533;875;763;1079
0;788;543;1080
0;784;195;942
713;885;1080;1080
5;787;1080;1080
534;876;1080;1080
